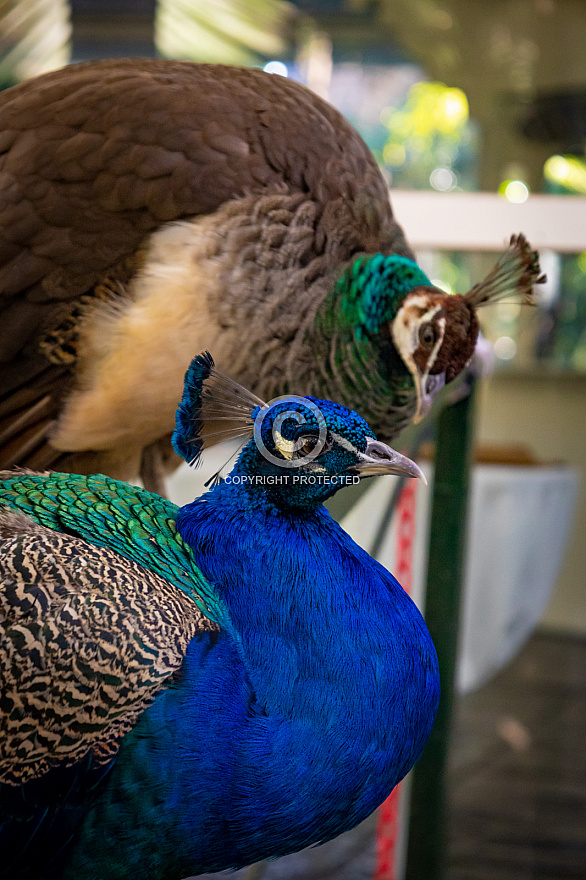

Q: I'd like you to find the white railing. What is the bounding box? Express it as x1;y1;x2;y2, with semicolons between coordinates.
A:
391;190;586;253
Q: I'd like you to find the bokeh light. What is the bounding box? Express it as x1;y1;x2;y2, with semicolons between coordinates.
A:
431;278;454;294
494;336;517;360
498;180;530;203
544;154;586;194
263;60;288;76
430;166;457;191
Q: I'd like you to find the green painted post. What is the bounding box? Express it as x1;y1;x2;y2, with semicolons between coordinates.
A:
404;385;476;880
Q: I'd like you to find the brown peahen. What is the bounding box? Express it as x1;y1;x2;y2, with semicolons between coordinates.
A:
0;59;543;492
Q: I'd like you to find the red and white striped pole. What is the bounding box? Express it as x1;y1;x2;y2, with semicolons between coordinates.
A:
374;478;418;880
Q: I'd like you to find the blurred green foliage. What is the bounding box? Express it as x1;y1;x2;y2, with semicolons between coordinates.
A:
378;80;479;191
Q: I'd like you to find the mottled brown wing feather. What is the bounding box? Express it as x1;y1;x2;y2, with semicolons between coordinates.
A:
0;509;218;785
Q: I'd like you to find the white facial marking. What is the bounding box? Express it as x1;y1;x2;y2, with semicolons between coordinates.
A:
273;427;295;460
331;432;359;454
391;296;447;422
427;315;446;375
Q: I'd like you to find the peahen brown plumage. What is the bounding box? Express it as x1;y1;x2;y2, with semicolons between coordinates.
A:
0;59;544;492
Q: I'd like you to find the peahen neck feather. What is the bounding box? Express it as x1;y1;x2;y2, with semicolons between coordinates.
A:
305;254;431;436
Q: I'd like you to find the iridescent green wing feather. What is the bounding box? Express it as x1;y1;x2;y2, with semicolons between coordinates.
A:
0;470;227;624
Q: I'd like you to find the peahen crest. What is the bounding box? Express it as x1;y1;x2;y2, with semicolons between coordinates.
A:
464;233;546;307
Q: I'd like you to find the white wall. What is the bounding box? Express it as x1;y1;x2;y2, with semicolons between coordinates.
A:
476;372;586;634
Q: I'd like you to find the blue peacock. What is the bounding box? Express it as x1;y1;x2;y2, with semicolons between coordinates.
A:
0;352;439;880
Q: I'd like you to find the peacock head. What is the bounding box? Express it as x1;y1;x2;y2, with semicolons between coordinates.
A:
172;352;424;512
329;234;544;422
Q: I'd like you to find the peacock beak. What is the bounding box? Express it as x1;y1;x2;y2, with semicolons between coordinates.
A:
354;439;427;483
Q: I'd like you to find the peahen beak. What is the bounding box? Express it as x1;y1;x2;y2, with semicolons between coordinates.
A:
412;370;446;423
354;439;427;483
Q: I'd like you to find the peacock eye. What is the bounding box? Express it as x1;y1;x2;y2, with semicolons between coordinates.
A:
296;433;331;457
419;323;436;348
298;434;319;456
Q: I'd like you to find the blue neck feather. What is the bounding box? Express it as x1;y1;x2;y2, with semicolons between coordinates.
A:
178;483;436;711
173;485;437;866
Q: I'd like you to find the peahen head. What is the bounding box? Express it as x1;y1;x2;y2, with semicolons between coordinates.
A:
172;352;424;512
319;234;544;424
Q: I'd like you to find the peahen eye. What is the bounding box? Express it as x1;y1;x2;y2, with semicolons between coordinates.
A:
419;323;436;347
